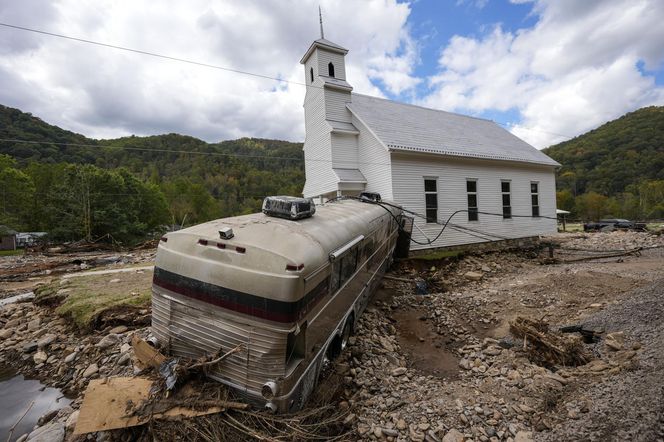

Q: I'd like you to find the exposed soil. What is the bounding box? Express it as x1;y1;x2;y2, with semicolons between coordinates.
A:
391;306;461;379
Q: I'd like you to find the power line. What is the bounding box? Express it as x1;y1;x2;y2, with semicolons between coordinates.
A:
0;137;394;166
0;22;315;91
1;22;576;141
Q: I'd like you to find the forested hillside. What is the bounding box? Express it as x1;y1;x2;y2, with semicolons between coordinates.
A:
543;106;664;220
0;104;304;243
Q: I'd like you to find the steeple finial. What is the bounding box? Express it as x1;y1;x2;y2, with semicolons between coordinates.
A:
319;6;324;39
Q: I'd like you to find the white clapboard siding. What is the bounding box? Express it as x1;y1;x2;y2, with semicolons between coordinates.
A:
354;114;393;200
390;153;557;250
317;51;346;80
303;50;318;83
331;133;358;169
324;89;352;123
302;76;337;198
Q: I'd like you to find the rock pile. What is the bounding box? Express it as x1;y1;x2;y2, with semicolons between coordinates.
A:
0;300;149;441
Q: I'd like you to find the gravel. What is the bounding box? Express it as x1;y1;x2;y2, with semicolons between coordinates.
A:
537;278;664;442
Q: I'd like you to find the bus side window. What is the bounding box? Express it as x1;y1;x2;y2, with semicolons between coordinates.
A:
330;261;340;293
340;248;357;282
330;245;360;294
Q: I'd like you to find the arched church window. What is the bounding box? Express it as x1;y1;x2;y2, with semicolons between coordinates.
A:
310;67;314;83
328;62;335;77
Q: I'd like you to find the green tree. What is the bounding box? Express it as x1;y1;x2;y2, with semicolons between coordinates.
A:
556;190;575;213
575;191;609;221
0;154;35;229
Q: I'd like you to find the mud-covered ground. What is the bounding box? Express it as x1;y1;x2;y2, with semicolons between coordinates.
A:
1;230;663;441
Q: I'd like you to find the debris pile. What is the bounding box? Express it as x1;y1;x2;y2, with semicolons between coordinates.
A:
509;317;594;368
554;230;664;252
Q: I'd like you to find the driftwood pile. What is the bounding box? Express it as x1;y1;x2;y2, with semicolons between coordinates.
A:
510;316;594;368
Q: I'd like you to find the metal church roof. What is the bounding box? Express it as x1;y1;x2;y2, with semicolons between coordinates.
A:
347;94;560;167
333;168;367;183
300;38;349;64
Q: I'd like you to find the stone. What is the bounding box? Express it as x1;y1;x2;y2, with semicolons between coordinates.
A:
64;352;77;364
459;359;471;370
37;334;57;348
96;333;120;349
0;329;13;339
120;343;132;353
33;351;48;364
117;353;131;366
26;421;65;442
484;346;502;356
397;419;407;430
108;325;128;334
588;361;610;372
514;431;534;442
37;409;59;426
442;428;465;442
382;428;399;437
109;278;121;283
544;373;568;385
27;318;41;331
605;331;624;351
82;363;99;378
519;404;534;413
65;410;80;431
23;341;38;353
391;367;407;376
464;271;483;281
380;337;395;352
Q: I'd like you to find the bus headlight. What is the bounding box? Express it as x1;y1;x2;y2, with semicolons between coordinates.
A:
261;381;279;400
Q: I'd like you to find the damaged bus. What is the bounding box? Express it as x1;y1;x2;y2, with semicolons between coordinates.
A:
151;196;402;412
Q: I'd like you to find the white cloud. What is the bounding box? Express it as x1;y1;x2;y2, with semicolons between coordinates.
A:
0;0;417;142
422;0;664;147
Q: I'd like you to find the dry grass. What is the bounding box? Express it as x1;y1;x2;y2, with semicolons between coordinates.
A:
34;269;152;328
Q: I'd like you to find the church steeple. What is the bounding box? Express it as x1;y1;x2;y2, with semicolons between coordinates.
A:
300;18;361;200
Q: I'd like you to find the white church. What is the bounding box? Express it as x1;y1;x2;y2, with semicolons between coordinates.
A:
299;33;560;251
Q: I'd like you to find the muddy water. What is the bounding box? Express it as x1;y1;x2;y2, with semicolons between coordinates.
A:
0;366;71;441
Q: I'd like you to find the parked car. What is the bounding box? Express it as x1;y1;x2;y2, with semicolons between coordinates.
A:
583;218;647;232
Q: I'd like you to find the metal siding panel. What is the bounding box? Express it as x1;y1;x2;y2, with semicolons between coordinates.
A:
153;289;286;394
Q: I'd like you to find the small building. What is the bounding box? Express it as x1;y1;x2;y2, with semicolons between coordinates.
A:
0;225;17;251
299;33;560;251
16;232;48;247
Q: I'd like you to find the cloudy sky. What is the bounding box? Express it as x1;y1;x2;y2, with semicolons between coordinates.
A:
1;0;663;148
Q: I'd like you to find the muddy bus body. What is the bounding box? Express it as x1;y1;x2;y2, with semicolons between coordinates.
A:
151;198;401;412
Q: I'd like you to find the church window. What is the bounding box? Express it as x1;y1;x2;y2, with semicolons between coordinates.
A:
310;67;314;83
328;62;335;77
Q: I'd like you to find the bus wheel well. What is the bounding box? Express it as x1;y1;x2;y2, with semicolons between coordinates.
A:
326;314;355;361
